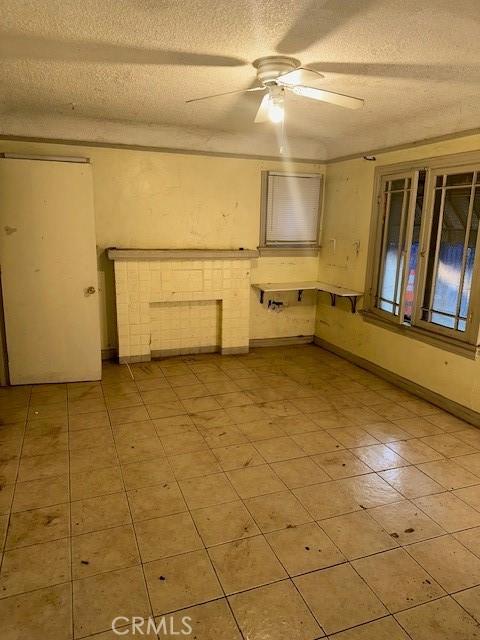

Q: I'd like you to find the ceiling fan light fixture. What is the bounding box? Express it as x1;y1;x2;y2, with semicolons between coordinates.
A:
267;87;285;124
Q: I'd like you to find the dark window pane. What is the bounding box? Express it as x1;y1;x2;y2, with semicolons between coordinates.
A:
404;171;426;322
445;172;474;187
378;191;406;314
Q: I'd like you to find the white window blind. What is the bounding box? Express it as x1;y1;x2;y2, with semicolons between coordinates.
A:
265;172;321;245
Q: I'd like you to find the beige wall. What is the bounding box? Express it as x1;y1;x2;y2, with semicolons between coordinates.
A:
0;139;323;349
316;133;480;412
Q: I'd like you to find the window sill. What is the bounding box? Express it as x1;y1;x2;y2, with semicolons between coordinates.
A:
257;246;320;257
362;310;479;360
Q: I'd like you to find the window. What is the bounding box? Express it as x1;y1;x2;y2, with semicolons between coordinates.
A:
260;171;322;248
368;158;480;352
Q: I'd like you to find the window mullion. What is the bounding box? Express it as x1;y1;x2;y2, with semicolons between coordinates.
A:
398;171;419;323
453;173;476;330
376;187;391;309
425;180;447;323
391;183;410;317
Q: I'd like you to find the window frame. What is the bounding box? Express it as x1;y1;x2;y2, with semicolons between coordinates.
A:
365;151;480;355
259;170;324;252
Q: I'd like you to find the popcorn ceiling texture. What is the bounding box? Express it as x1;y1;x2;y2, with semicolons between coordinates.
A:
2;0;480;159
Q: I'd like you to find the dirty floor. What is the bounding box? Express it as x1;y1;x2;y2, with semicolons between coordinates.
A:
1;344;480;639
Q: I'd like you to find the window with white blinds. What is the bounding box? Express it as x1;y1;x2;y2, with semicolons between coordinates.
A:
263;172;322;246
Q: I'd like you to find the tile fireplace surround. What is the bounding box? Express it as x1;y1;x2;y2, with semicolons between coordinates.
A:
108;249;259;363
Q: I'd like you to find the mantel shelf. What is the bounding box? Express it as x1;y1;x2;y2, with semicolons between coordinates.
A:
107;248;259;260
252;280;363;312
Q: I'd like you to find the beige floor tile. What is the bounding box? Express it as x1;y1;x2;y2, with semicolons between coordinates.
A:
161;430;207;455
352;444;409;471
453;586;480;624
69;411;110;431
11;474;68;513
179;473;238;509
140;388;177;404
105;392;144;410
294;563;387;635
454;526;480;557
270;456;330;488
395;596;480;639
254;436;306;462
22;429;69;456
6;503;70;549
127;482;186;521
328;616;410;639
169;450;222;480
0;482;14;515
226;404;269;424
165;599;242;639
69;444;118;474
352;548;445;612
454;484;480;511
312;449;372;479
275;413;319;436
215;391;253;408
0;537;70;596
70;465;124;501
212;443;264;471
0;583;72;640
236;418;283;441
17;452;69;482
408;534;480;593
181;396;221;414
244;490;312;533
135;512;202;562
73;565;150;637
144;549;222;614
392;417;443;438
191;500;260;546
454;452;480;476
454;428;480;450
379;466;444;499
208;535;287;594
109;405;150;425
153;413;197;437
292;430;343;455
229;579;323;640
309;410;355;429
321;510;399;560
414;492;480;532
338;473;403;509
121;458;173;490
369;500;445;544
72;524;140;578
420;434;477;458
189;409;234;429
387;438;444;464
202;424;248;448
328;427;379;448
112;419;157;443
426;411;474;430
260;400;301;418
115;437;166;464
71;492;131;535
69;428;114;452
294;481;360;520
417;459;480;490
363;421;412;443
227;464;286;498
265;521;345;576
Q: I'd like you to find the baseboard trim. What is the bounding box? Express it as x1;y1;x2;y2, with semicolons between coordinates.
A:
119;354;151;364
151;345;219;358
250;335;314;348
314;336;480;428
221;346;249;355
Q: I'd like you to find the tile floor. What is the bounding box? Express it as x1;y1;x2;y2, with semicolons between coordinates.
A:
1;344;480;639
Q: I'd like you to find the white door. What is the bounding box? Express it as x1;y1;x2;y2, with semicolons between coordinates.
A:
0;158;101;384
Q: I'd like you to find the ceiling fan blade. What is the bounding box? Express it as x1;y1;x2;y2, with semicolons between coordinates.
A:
254;94;271;123
276;0;374;55
186;86;265;104
277;67;324;85
290;85;364;109
0;32;246;67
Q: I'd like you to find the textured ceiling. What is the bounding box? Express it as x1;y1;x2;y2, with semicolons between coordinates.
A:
1;0;480;160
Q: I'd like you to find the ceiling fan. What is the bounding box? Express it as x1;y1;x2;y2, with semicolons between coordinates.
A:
186;56;364;123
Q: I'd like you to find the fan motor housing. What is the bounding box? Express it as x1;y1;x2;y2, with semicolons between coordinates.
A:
253;56;300;85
